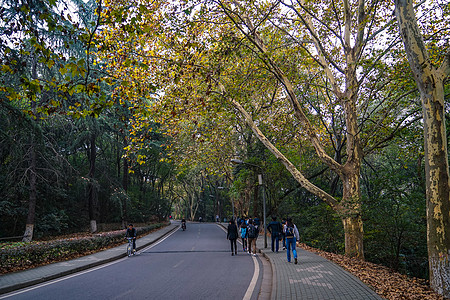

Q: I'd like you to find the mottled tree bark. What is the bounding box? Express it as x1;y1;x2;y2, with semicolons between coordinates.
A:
23;57;38;243
88;134;98;233
395;0;450;297
23;140;37;242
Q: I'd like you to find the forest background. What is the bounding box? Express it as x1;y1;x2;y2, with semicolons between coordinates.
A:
0;0;449;297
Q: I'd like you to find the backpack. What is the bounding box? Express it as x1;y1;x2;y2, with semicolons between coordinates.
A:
248;225;257;238
285;225;294;238
241;227;247;238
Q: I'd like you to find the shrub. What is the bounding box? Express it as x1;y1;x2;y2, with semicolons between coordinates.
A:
0;223;167;274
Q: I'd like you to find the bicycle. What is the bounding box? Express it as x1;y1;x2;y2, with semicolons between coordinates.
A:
126;237;135;257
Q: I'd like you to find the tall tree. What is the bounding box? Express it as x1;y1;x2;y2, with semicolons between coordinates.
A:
394;0;450;296
99;0;418;258
211;0;417;258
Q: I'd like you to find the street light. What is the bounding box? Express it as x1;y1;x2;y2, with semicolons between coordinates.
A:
231;159;267;249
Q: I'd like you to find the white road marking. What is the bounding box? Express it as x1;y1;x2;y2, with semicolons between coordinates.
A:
290;274;334;289
217;224;260;300
243;255;260;300
0;259;124;299
173;260;184;269
296;264;333;275
0;227;179;299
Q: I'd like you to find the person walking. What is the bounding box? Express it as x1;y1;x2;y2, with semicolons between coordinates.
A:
281;218;287;250
240;221;248;252
227;219;239;256
284;217;300;264
267;216;282;252
247;219;258;256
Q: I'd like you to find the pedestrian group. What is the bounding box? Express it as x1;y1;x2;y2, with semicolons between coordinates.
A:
227;216;300;264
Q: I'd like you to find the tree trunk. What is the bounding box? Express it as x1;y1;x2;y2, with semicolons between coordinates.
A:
23;56;38;243
23;140;37;242
395;0;450;296
342;216;364;259
422;79;450;297
340;167;364;259
122;155;129;228
88;133;98;233
253;183;259;218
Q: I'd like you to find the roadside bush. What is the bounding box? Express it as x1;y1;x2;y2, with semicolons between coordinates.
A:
0;223;167;274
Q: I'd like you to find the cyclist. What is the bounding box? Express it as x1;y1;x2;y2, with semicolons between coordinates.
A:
181;218;186;230
125;223;137;253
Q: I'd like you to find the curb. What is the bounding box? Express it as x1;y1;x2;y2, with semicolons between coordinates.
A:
258;249;277;300
0;223;179;295
219;223;275;300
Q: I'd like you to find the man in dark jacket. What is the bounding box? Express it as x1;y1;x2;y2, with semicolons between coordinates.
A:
227;219;239;256
125;223;137;253
267;216;283;252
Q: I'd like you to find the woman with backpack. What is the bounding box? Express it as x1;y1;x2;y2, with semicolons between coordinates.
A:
227;219;239;256
284;217;300;264
247;219;258;256
240;222;248;252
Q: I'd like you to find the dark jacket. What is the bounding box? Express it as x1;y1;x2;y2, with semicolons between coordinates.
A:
227;223;238;240
267;221;282;236
247;224;258;239
126;227;137;238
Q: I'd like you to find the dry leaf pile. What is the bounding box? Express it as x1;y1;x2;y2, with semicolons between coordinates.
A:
298;243;444;300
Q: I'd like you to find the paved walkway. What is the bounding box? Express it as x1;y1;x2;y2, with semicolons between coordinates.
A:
0;222;178;295
255;235;382;300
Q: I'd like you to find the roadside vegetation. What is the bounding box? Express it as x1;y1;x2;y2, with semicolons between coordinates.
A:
0;223;167;274
0;0;448;298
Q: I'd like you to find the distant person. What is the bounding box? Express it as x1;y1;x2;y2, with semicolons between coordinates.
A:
237;216;243;227
227;219;238;256
240;222;248;252
284;218;300;264
125;223;137;253
253;216;260;228
247;219;258;256
181;218;186;230
199;216;203;222
267;216;282;252
281;218;287;250
216;215;220;222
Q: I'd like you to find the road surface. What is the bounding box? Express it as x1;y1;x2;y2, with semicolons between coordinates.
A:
3;222;262;300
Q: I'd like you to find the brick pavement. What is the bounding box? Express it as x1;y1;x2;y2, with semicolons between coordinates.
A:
256;236;383;300
0;222;179;295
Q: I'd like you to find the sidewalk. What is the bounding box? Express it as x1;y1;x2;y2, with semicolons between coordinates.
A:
0;222;179;295
256;236;382;300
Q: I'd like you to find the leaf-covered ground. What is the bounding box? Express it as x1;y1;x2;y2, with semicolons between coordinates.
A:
298;243;444;300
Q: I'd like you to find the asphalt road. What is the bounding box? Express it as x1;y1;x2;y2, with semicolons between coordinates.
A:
5;222;262;300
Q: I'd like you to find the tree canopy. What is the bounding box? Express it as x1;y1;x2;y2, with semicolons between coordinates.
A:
0;0;449;296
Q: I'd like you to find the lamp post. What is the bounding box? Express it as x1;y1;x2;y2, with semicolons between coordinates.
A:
231;159;267;248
